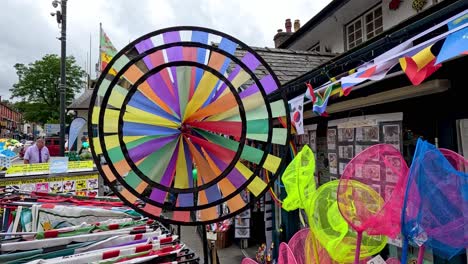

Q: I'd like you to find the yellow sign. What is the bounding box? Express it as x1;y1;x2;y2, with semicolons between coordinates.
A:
6;161;94;176
68;161;94;171
6;163;50;175
0;174;98;187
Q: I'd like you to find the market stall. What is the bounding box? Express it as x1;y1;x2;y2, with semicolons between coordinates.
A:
0;160;102;196
0;191;200;263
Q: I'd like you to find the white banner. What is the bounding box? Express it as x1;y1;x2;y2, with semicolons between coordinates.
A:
68;118;87;150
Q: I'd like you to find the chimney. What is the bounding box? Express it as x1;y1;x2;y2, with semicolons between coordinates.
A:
294;19;301;32
285;19;292;33
273;19;294;48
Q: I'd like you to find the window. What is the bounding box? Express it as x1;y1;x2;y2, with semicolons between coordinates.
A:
346;6;383;50
307;42;320;52
347;20;363;49
365;7;383;39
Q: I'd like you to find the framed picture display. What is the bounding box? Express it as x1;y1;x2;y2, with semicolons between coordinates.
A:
235;218;250;228
235;228;250;238
327;113;403;181
327;128;337;150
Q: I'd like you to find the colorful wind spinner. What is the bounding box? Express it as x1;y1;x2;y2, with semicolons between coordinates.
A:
88;27;291;225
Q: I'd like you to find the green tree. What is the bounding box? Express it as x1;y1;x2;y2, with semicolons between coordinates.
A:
10;54;85;125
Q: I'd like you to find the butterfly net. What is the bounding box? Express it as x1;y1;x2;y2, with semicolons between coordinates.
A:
338;144;408;237
282;145;316;211
402;139;468;259
306;180;386;263
241;258;258;264
290;228;344;264
278;242;298;264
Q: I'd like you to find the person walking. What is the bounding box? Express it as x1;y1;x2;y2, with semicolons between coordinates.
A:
24;138;50;164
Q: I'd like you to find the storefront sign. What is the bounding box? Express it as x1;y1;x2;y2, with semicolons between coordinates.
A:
337;119;377;128
44;124;60;135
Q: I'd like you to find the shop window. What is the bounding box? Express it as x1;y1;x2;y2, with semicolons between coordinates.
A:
346;5;383;50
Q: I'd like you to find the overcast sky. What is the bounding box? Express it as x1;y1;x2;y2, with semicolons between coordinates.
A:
0;0;331;101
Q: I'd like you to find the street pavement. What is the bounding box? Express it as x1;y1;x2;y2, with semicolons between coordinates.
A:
180;225;257;264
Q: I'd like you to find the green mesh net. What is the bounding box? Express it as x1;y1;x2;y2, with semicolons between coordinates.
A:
282;145;316;211
306;180;387;263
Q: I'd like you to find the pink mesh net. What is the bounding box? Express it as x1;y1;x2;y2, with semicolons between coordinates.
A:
402;139;468;260
338;144;409;237
385;257;400;264
288;228;341;264
440;148;468;171
278;242;298;264
288;229;311;264
241;258;259;264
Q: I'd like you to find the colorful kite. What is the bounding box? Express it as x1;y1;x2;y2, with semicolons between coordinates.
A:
89;27;291;225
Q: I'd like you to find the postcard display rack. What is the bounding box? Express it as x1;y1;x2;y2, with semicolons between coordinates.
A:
294;124;318;183
324;112;433;262
325;113;403;183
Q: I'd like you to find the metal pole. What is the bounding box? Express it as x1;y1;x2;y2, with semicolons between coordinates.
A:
201;225;209;264
59;0;67;156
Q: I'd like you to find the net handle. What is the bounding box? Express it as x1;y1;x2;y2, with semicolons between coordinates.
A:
354;231;363;264
401;237;409;264
417;245;426;264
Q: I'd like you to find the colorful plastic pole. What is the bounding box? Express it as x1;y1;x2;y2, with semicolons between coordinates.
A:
417;245;425;264
354;231;363;264
401;238;409;264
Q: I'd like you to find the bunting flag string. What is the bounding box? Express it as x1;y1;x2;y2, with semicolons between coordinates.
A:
298;10;467;117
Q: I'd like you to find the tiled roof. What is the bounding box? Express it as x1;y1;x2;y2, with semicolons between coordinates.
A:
66;47;334;109
235;46;334;85
67;89;94;110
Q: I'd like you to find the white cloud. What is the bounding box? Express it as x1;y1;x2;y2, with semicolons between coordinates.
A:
0;0;331;100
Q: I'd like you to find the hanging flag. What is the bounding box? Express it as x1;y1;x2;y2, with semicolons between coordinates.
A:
329;82;344;97
341;59;403;96
339;11;468;95
278;117;296;134
436;14;468;64
313;85;332;116
100;27;118;75
305;82;316;103
289;96;304;135
399;42;442;85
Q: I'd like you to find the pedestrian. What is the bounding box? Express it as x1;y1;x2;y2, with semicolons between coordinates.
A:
24;138;50;164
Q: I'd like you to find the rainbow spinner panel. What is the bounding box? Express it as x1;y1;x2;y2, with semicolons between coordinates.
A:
88;26;291;225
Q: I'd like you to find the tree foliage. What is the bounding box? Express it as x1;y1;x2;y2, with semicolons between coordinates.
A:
10;54;85;125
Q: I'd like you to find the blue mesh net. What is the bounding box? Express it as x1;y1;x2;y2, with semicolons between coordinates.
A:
402;138;468;260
